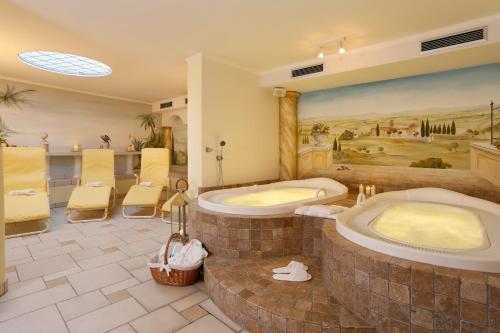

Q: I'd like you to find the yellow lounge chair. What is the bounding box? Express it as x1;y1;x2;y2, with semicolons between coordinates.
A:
3;147;50;238
122;148;170;218
66;149;116;223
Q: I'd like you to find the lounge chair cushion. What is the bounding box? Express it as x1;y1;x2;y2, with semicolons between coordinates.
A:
5;192;50;223
122;185;163;207
161;192;181;213
67;186;113;209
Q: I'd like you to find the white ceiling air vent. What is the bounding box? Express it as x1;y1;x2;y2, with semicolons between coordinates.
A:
421;27;487;53
152;95;187;113
291;63;324;78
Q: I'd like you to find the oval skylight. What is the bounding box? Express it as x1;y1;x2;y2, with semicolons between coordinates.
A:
18;51;112;77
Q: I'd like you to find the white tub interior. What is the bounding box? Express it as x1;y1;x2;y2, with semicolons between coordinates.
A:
198;178;348;215
336;188;500;273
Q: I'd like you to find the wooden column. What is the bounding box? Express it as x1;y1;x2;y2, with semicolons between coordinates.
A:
0;148;6;296
279;91;301;180
163;126;172;164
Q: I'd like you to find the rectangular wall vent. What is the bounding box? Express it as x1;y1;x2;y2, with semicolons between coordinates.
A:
160;101;173;109
292;63;324;78
421;27;486;53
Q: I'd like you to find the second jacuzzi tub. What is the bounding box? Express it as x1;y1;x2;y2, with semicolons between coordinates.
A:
198;178;348;215
336;188;500;273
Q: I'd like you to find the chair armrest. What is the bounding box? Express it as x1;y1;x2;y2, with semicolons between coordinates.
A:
134;174;140;185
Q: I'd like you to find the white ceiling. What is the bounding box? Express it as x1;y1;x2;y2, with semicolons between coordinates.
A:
1;0;500;103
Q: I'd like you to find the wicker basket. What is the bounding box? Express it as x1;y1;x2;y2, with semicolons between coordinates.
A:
149;233;201;286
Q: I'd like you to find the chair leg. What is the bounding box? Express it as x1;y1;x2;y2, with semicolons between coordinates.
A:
5;217;50;239
122;205;157;219
67;208;109;223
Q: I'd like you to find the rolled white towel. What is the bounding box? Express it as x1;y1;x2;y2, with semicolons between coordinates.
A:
9;189;36;196
85;181;103;187
307;205;342;216
140;181;153;187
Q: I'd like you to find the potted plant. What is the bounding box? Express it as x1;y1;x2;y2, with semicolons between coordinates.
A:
494;139;500;150
310;123;330;146
100;134;111;149
0;84;36;147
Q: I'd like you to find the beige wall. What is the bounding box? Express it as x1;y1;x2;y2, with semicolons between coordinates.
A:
0;79;152;152
187;54;279;191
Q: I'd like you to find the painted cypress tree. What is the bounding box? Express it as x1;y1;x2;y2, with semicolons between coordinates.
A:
420;120;425;138
437;124;441;134
376;123;380;136
333;137;337;151
446;124;451;134
338;141;342;152
425;119;430;137
451;120;456;135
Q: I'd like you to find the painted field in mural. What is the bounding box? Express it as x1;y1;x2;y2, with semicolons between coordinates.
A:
298;63;500;169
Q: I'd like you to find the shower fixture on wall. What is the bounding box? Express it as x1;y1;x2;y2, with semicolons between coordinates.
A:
216;140;226;188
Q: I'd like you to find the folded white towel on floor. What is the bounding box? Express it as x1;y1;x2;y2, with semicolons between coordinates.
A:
140;181;153;187
294;205;347;218
8;189;36;196
85;181;103;187
272;266;311;282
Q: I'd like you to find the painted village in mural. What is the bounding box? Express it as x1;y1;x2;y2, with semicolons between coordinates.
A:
298;63;500;170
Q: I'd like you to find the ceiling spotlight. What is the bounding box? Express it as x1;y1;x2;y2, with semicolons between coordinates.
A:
339;38;346;54
317;51;324;59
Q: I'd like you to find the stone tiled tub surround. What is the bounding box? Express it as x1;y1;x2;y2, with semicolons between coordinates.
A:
322;220;500;332
189;202;326;259
204;255;374;333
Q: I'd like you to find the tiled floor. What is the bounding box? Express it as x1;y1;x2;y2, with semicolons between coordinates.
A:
2;206;249;333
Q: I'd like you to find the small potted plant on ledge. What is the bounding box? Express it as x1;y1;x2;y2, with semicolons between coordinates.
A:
494;139;500;150
311;123;330;146
100;134;111;149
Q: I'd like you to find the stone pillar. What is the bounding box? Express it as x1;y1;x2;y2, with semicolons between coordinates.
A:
0;148;6;296
279;91;301;180
163;127;172;164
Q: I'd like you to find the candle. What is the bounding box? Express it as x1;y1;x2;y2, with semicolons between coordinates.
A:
365;185;371;196
359;184;364;194
370;185;376;196
71;144;81;152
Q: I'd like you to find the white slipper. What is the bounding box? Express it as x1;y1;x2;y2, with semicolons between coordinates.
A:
272;261;308;274
272;268;312;282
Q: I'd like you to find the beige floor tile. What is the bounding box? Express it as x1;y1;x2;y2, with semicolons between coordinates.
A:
0;277;46;303
130;267;153;282
127;280;198;311
67;263;132;294
6;270;19;284
171;291;209;312
175;314;234;333
6;256;34;267
75;233;122;248
46;276;68;288
108;324;136;333
6;235;41;249
119;255;148;271
119;239;160;257
57;290;110;321
120;230;157;243
69;247;104;261
77;250;128;270
6;246;31;261
28;240;62;252
101;278;140;295
107;289;131;303
0;283;76;321
66;298;147;333
200;299;242;331
33;243;82;260
181;305;208;322
0;305;68;333
43;266;82;282
131;305;189;333
194;280;207;293
16;254;78;281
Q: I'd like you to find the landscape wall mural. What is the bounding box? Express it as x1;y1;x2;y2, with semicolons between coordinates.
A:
298;63;500;170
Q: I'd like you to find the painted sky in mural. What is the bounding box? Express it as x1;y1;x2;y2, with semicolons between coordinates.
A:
298;63;500;169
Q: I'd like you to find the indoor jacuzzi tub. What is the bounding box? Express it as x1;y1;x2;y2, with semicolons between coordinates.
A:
198;178;348;215
336;188;500;273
